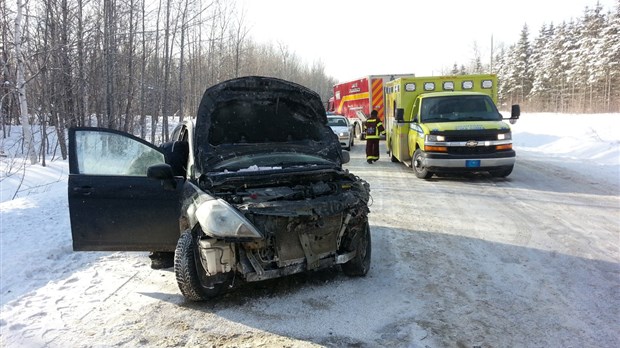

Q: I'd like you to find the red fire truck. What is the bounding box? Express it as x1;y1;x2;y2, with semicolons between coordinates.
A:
327;74;414;139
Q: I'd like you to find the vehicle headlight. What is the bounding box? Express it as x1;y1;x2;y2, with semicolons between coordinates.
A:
426;134;445;142
497;133;512;140
339;131;349;137
195;198;263;239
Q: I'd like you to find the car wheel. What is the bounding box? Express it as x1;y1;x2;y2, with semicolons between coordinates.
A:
355;124;363;140
490;165;514;178
174;230;228;301
341;222;371;276
412;149;433;179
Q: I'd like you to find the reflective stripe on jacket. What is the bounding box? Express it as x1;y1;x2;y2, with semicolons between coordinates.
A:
365;118;385;140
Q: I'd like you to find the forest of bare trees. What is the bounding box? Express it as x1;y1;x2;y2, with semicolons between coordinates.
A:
1;0;618;166
0;0;336;164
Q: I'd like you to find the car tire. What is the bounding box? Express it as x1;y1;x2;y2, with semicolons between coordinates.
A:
174;230;228;301
341;222;371;276
490;165;514;178
412;149;433;179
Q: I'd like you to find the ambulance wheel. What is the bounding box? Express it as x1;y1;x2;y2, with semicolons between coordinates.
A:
174;230;230;301
412;149;433;179
490;165;514;178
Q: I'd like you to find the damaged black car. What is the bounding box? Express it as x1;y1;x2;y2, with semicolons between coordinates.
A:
68;76;371;301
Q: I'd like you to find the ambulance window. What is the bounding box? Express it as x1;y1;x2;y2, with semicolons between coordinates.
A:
412;100;420;122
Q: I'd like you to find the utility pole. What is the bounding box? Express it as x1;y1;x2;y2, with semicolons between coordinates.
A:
490;35;494;74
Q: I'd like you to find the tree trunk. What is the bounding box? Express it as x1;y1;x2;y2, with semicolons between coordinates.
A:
123;0;136;133
151;0;163;143
178;0;188;122
139;0;147;139
15;0;38;164
104;0;117;129
161;0;172;142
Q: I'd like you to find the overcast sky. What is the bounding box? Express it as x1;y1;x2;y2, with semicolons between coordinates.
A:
237;0;618;82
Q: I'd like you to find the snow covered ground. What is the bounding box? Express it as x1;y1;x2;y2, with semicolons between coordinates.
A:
1;113;619;347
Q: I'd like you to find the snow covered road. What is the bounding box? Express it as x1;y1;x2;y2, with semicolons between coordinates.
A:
1;114;619;347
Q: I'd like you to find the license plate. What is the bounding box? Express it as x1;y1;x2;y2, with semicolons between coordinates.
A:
466;160;481;168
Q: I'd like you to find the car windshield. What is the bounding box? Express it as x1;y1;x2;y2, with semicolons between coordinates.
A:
327;117;348;127
210;152;334;172
420;95;502;122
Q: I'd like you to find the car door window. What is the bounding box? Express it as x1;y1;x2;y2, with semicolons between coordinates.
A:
74;130;165;176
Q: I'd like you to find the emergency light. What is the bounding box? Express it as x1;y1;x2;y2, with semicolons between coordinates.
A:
462;81;474;89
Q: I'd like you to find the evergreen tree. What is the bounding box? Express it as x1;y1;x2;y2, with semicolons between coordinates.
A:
596;0;620;111
512;24;533;104
528;23;555;110
575;3;607;112
494;47;512;106
451;63;459;75
546;22;570;111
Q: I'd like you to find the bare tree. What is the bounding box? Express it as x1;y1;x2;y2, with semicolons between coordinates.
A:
139;0;147;138
231;6;248;78
104;0;118;129
123;0;137;133
15;0;37;164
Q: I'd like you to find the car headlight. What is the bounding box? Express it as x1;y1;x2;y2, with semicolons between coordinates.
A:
339;131;349;137
195;198;263;239
426;134;445;142
497;133;512;140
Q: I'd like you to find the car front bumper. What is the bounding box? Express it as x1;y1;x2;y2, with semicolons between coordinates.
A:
421;150;516;171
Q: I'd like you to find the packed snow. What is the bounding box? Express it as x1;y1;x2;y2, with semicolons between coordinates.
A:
1;112;618;347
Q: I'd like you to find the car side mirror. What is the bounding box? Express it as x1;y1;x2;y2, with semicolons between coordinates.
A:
341;150;350;164
395;108;405;122
147;163;176;190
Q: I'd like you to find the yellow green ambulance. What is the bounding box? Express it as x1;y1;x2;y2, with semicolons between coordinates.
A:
385;74;520;179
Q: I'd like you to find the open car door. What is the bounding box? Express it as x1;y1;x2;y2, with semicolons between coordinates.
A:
68;128;184;252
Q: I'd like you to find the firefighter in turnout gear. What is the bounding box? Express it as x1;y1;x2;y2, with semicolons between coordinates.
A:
365;110;385;163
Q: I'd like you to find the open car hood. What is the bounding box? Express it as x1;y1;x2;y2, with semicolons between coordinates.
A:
194;76;342;173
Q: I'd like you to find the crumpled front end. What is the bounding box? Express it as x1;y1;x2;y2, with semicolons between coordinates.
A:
196;169;370;282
